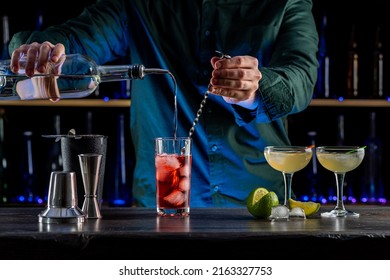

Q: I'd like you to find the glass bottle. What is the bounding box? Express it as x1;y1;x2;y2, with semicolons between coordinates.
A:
0;53;169;101
1;15;10;60
336;114;345;146
46;114;63;171
0;108;9;204
346;25;359;99
362;111;385;204
315;14;330;99
85;111;93;134
19;131;40;204
36;9;44;31
108;113;133;206
370;26;384;99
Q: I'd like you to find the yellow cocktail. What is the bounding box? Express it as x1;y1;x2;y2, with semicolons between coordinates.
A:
264;146;313;208
316;146;365;217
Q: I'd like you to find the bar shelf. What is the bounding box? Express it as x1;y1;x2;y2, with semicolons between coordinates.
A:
310;99;390;107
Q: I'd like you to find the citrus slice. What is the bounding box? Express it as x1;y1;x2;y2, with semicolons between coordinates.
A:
246;187;269;207
246;187;279;218
289;198;320;217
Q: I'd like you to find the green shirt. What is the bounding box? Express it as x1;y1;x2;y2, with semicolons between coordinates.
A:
10;0;319;207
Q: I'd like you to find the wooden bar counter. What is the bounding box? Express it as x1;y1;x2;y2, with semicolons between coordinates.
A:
1;205;390;260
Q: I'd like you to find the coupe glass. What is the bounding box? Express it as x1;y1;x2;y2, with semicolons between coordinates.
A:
264;146;313;208
316;146;365;217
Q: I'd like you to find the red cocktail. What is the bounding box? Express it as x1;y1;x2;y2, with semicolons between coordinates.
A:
155;137;192;216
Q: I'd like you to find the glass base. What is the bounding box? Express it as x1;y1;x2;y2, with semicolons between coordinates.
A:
157;207;190;217
321;208;359;217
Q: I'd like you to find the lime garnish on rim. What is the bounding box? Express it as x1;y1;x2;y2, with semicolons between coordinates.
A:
347;146;366;153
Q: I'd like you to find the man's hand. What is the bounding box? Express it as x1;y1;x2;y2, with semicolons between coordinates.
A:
11;42;66;76
209;55;262;110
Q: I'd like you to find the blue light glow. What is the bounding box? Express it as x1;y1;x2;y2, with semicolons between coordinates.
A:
378;198;387;204
349;197;357;204
113;199;126;205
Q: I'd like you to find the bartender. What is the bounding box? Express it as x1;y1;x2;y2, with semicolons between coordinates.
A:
8;0;319;207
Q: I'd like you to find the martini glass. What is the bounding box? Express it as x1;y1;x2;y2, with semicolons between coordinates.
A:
264;146;313;208
316;146;365;217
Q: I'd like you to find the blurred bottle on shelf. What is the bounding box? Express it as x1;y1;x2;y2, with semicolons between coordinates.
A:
370;26;384;99
124;80;131;98
1;15;10;60
48;115;63;171
346;25;359;99
0;109;9;204
336;114;345;146
361;111;385;204
86;111;93;134
18;131;43;204
314;13;330;99
36;9;44;31
107;113;133;206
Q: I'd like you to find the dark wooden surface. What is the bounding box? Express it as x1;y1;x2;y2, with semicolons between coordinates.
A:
1;205;390;260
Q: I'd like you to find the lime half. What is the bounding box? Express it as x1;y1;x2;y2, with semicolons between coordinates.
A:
246;187;279;218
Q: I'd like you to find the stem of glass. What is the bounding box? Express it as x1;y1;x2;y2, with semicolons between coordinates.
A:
334;172;346;212
282;172;293;208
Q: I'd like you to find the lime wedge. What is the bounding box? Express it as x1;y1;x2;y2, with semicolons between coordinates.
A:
289;198;320;217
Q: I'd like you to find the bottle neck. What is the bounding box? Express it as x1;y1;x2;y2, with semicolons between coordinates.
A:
97;64;169;82
97;65;136;82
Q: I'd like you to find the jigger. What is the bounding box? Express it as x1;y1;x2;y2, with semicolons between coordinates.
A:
78;153;103;218
38;171;85;224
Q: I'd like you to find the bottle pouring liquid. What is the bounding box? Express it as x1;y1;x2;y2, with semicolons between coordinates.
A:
0;53;169;102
